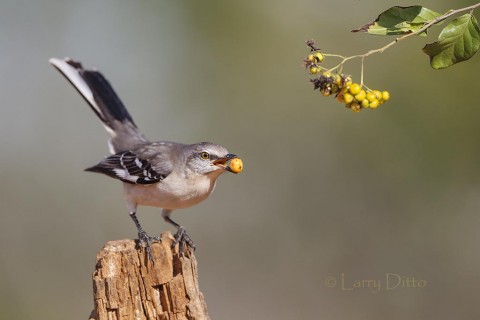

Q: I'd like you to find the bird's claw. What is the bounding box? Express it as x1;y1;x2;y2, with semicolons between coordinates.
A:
137;230;161;262
172;226;196;255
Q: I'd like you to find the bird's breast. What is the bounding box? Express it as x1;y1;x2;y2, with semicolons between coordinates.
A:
123;172;219;210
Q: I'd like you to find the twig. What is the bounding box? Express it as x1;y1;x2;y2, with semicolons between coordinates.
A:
357;2;480;59
312;2;480;86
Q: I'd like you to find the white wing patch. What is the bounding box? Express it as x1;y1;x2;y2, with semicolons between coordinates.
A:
135;158;143;168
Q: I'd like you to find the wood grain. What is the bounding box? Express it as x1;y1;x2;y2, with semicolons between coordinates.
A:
89;232;210;320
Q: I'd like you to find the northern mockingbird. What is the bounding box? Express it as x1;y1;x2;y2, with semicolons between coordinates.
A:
49;58;241;259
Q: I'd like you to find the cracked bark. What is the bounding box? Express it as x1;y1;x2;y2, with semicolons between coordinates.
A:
88;232;210;320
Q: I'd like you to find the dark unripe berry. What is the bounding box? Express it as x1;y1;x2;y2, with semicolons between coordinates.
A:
331;84;339;94
350;101;361;112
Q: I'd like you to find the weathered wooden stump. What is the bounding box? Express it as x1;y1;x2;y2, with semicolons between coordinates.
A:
88;232;210;320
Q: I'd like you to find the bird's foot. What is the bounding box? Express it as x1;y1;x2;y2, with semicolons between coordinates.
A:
137;230;161;262
172;226;196;255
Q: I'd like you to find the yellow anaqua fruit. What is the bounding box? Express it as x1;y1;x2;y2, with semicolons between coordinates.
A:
307;54;316;62
349;83;361;95
343;93;354;104
372;90;382;100
229;158;243;173
333;74;342;86
366;92;376;102
361;99;370;108
314;52;324;62
382;91;390;101
369;100;380;109
309;66;320;74
354;90;366;102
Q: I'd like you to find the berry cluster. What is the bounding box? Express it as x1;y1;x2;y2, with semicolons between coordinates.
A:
304;47;391;112
337;83;390;112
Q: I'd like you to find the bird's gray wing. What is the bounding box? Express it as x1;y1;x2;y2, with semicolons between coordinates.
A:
133;141;182;175
85;150;169;185
85;142;182;184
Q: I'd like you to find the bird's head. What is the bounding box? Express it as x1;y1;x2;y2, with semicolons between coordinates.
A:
185;142;241;177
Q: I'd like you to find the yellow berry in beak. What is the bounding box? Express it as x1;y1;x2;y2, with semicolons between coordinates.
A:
229;158;243;173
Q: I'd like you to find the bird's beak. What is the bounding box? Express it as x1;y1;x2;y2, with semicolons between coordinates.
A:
213;154;237;172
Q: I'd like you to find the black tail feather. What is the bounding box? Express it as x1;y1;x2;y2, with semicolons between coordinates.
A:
80;69;137;128
49;58;137;131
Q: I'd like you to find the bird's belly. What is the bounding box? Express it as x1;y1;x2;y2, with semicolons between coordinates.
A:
123;174;217;210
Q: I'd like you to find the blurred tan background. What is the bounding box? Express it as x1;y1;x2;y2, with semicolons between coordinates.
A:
1;0;480;319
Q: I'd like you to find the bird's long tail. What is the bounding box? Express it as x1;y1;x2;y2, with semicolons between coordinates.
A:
49;58;148;153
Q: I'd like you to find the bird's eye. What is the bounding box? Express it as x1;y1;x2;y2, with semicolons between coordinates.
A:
200;152;210;160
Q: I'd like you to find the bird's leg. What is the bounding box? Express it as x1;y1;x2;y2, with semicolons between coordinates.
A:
168;218;196;254
162;209;196;254
129;211;160;261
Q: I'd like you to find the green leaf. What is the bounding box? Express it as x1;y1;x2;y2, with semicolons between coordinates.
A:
352;6;441;36
423;14;480;69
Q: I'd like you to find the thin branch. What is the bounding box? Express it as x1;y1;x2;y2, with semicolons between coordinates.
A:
359;2;480;58
360;57;364;86
318;2;480;73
